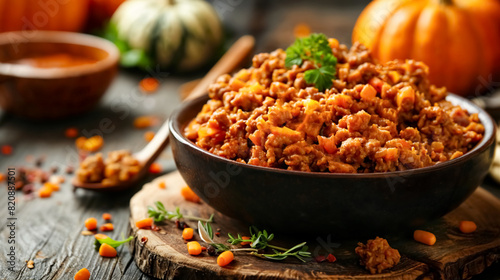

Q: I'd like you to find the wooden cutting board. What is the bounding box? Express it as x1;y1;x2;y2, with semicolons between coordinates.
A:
128;171;500;280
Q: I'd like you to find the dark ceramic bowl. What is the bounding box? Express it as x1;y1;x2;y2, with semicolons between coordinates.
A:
170;93;496;235
0;31;119;120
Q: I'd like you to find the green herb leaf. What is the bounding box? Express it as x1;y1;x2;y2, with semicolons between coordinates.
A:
148;202;213;223
285;33;337;91
198;221;214;243
94;236;134;251
101;22;153;69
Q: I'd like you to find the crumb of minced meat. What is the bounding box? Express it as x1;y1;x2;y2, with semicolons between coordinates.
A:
355;236;401;274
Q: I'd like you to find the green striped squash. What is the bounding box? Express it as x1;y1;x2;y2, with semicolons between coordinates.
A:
111;0;223;71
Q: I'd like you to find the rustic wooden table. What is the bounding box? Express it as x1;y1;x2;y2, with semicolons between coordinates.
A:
1;1;500;279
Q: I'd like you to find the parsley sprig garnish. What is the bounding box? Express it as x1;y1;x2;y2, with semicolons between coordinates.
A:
285;33;337;91
148;201;214;223
199;222;311;262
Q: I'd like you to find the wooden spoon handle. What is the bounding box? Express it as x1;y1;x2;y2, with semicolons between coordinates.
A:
185;35;255;101
135;35;255;167
134;119;170;166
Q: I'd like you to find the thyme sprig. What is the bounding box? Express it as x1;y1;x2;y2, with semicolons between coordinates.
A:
148;201;214;223
198;222;311;262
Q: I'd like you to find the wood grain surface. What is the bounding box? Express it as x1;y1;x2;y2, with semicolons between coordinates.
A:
129;171;500;280
1;1;500;279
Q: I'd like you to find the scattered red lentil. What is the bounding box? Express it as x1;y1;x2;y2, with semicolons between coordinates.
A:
326;253;337;263
134;116;159;129
144;131;155;142
293;23;311;38
149;162;162;174
65;127;79;138
158;181;166;189
1;145;13;155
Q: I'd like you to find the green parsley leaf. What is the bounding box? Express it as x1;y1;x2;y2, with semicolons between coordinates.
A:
285;33;337;91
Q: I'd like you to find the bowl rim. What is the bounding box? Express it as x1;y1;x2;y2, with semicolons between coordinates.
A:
0;31;119;79
170;92;496;179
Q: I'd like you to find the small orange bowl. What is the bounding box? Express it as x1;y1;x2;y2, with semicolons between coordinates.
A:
0;31;119;120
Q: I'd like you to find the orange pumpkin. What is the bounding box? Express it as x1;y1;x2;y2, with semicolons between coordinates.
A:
352;0;500;96
0;0;89;33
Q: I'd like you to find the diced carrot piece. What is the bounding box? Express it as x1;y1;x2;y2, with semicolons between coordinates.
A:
187;241;202;255
229;78;246;91
102;213;112;221
318;136;337;154
360;84;377;101
414;230;436;246
44;182;60;192
328;38;339;49
84;218;97;231
330;94;352;108
182;228;194;240
303;99;320;114
459;221;477;233
384;148;399;161
135;218;153;229
38;187;52;198
181;186;201;203
198;126;220;138
99;243;117;257
149;163;162;174
100;223;114;232
249;82;264;94
74;268;90;280
388;71;401;83
75;137;87;150
94;234;109;240
240;236;251;246
368;77;384;92
397;86;415;108
217;251;234;267
294;23;311;38
234;69;250;81
139;77;160;93
248;130;262;147
269;126;302;141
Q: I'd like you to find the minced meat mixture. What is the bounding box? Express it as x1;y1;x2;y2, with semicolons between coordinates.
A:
184;39;484;173
355;237;401;274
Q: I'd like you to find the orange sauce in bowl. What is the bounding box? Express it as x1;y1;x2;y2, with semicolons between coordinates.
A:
9;53;98;68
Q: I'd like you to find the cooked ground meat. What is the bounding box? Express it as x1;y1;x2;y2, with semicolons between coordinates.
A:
355;237;401;274
184;40;484;173
76;150;141;186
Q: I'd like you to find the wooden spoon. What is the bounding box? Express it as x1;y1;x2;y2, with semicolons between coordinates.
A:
72;35;256;191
